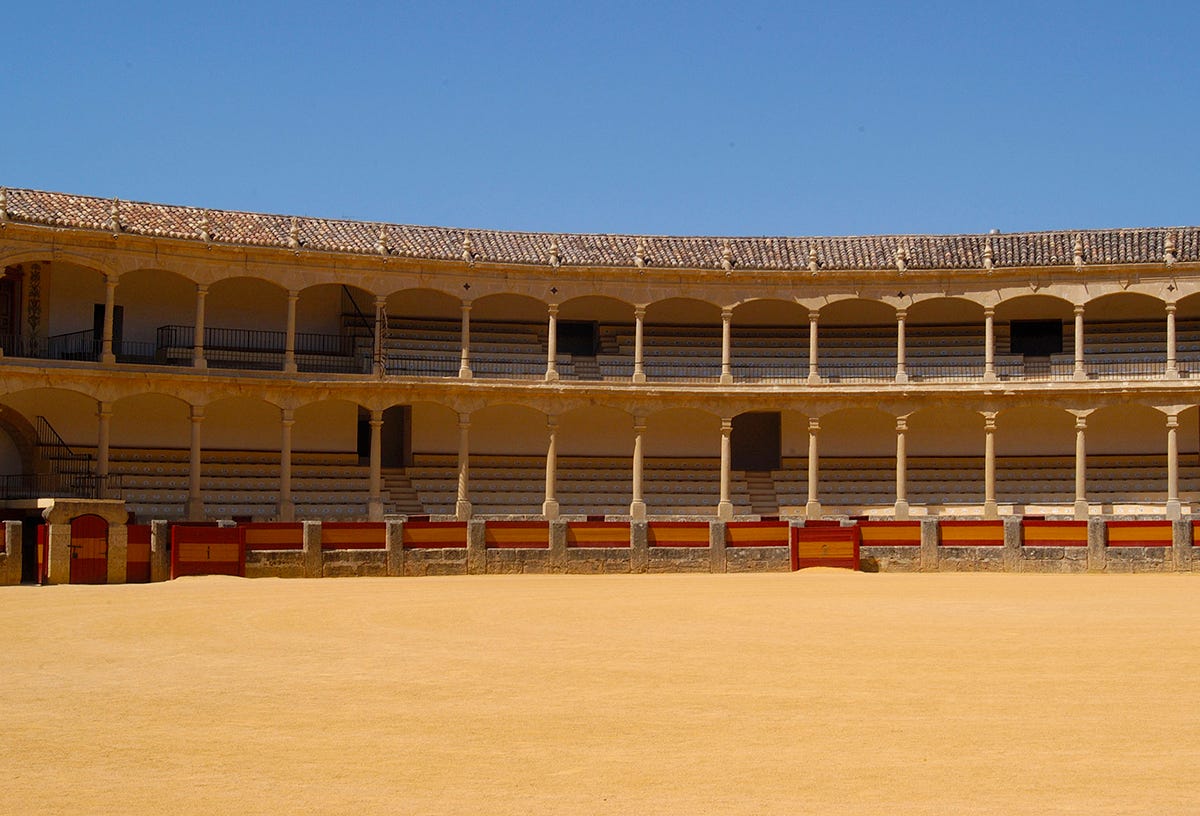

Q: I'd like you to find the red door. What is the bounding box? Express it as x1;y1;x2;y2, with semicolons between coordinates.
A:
70;515;109;584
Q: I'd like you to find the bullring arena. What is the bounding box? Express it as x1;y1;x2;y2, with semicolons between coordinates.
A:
1;189;1199;812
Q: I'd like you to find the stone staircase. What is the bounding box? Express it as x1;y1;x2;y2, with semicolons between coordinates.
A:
741;470;779;516
571;355;602;380
383;469;426;515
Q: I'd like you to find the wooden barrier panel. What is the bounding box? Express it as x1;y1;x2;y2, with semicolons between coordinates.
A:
940;520;1004;546
566;521;630;548
1023;519;1087;547
242;522;304;551
321;522;386;550
485;520;550;549
1106;520;1172;547
858;520;922;547
648;521;710;547
726;521;790;548
69;515;109;585
403;521;467;549
171;526;244;578
791;526;860;570
126;524;152;583
37;524;47;584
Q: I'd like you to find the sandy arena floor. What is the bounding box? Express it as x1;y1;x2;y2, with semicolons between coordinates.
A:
3;571;1199;815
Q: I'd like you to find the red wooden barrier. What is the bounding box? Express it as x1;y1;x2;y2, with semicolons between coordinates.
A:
485;520;549;549
566;521;630;548
791;525;860;570
725;520;790;547
940;520;1004;546
126;524;152;583
70;515;108;584
242;522;304;551
857;520;922;547
322;522;386;550
1106;520;1172;547
37;524;47;584
1022;519;1087;547
172;525;244;578
648;521;709;547
402;521;467;549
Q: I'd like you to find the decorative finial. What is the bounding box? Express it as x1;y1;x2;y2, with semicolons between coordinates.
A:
808;245;819;275
376;224;389;256
894;245;908;274
1164;234;1177;266
721;239;734;274
634;238;647;269
1073;235;1084;270
548;237;560;268
0;188;8;222
982;239;994;272
287;217;300;249
462;235;476;265
198;212;211;242
108;198;122;234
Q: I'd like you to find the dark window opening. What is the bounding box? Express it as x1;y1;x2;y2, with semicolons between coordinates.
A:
557;321;598;356
1009;320;1063;356
731;411;782;471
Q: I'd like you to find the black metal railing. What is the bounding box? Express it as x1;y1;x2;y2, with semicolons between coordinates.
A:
155;325;359;372
0;473;123;501
35;416;93;476
384;354;460;377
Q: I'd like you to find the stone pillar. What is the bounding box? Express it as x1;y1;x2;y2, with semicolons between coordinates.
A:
96;402;112;479
186;406;205;521
1166;414;1181;520
548;519;568;573
807;310;821;384
368;409;384;521
895;308;907;383
709;520;727;573
101;273;118;364
1166;303;1178;378
543;417;559;519
720;308;733;384
717;417;733;520
3;521;21;585
1171;518;1192;572
630;520;648;573
278;408;295;522
1002;516;1022;572
630;417;646;520
1086;517;1106;572
459;302;473;379
373;295;387;376
983;412;997;519
983;307;996;382
192;284;208;369
894;416;909;519
150;519;170;582
106;522;128;585
805;418;821;518
1074;415;1088;520
302;520;323;578
46;523;70;585
284;289;299;373
466;518;486;575
1073;304;1086;380
456;413;472;520
632;306;646;383
386;518;405;577
545;303;559;381
919;517;940;572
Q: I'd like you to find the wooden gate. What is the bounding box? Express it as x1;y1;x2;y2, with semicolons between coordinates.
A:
791;525;860;570
69;514;109;584
171;525;245;578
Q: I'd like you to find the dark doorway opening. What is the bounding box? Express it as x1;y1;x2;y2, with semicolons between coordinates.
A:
382;405;411;468
558;321;598;356
732;412;781;471
1009;320;1063;357
356;408;370;463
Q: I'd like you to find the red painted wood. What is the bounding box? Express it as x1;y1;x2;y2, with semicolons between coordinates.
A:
37;524;47;585
791;526;860;571
321;522;387;550
69;515;108;585
171;526;244;578
126;524;152;583
726;521;790;547
241;522;304;551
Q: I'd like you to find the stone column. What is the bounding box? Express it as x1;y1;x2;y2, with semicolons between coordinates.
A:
278;408;295;522
186;406;205;521
46;523;70;585
807;310;821;384
806;418;821;518
368;409;384;521
456;413;472;520
1073;304;1086;380
1073;415;1088;520
720;308;733;384
96;401;112;480
709;520;727;573
545;303;559;381
284;289;299;373
894;416;909;519
385;518;405;577
3;521;21;586
1166;414;1181;520
983;307;996;382
150;519;169;582
895;308;907;383
459;301;473;379
983;412;997;519
106;522;128;585
192;284;208;369
632;306;646;383
542;417;559;519
373;295;387;376
302;520;323;578
101;273;118;364
1166;303;1178;378
630;417;646;520
718;417;733;520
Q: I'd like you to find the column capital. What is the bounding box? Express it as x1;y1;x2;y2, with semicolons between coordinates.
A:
461;301;472;313
1075;416;1087;431
895;307;907;320
721;417;733;432
1073;303;1086;316
983;306;995;318
195;283;208;296
808;418;820;432
1166;302;1177;314
280;407;295;425
547;303;559;317
457;412;471;428
1166;414;1180;429
97;401;113;417
634;305;646;319
983;412;997;431
105;272;119;288
895;417;907;432
287;289;300;302
721;307;733;321
546;416;558;431
190;405;204;421
808;309;820;322
633;417;647;433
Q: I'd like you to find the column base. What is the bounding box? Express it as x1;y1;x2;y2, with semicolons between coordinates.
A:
545;370;559;382
185;496;206;521
717;500;734;521
192;358;207;370
806;373;823;385
368;497;385;522
982;369;997;383
719;373;733;385
894;371;908;384
893;500;909;520
458;367;473;380
1165;367;1181;380
455;500;472;521
629;500;646;521
277;499;295;522
101;352;117;365
632;371;646;384
1072;369;1087;381
804;500;822;519
284;362;298;374
1073;499;1089;520
983;500;998;520
1166;499;1182;521
542;499;559;520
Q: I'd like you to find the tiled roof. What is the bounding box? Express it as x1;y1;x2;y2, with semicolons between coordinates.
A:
2;187;1196;272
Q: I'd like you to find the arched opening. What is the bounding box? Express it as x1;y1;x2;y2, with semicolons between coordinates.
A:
199;277;288;371
109;392;192;523
296;282;375;374
0;259;110;360
468;403;549;514
994;295;1075;379
382;288;462;377
817;298;896;380
405;401;462;516
644;298;722;381
644;408;723;515
995;406;1075;508
1086;404;1168;510
905;297;986;379
558;296;634;380
469;294;550;379
1084;293;1167;378
558;405;634;515
907;407;984;509
731;299;807;382
116;268;195;363
819;408;896;511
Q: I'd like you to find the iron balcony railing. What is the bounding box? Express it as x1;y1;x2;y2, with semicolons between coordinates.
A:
0;473;124;501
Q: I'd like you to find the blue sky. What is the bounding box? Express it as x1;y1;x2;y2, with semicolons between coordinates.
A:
4;2;1197;236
